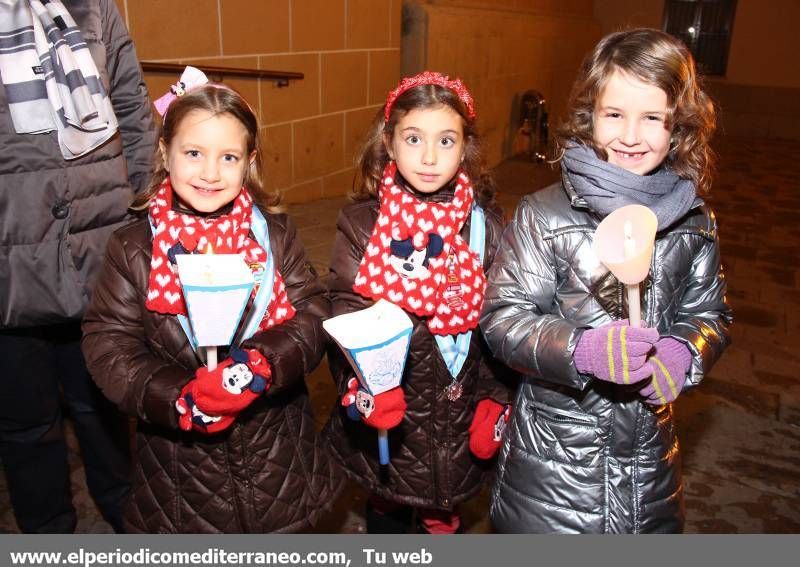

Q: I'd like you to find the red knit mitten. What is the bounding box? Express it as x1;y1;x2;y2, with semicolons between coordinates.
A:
175;347;271;434
341;378;407;429
362;387;407;429
342;378;407;430
468;399;512;459
175;381;235;434
190;347;271;415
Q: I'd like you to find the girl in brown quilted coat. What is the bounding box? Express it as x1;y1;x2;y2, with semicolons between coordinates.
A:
81;70;340;533
322;72;513;533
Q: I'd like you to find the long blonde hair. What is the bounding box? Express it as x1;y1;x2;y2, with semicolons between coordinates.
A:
131;84;280;211
556;28;717;193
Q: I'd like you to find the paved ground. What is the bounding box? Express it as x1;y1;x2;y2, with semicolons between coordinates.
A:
1;136;798;533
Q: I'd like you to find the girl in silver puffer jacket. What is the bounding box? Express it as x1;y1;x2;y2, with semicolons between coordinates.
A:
481;28;732;533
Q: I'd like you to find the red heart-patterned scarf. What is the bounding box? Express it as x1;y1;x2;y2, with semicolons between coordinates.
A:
353;162;486;335
145;178;295;332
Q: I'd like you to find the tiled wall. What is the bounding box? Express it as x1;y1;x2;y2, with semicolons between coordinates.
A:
114;0;402;203
111;0;799;204
402;0;601;167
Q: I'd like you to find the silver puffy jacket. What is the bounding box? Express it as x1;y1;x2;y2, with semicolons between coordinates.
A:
480;180;732;533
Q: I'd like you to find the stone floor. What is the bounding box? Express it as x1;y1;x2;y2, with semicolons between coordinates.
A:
1;136;798;533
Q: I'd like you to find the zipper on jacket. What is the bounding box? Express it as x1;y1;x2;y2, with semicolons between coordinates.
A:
172;440;181;530
224;423;248;532
603;445;611;534
238;422;256;532
431;359;445;508
529;405;596;428
631;404;645;534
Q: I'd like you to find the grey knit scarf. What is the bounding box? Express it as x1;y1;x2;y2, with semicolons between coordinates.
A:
561;144;699;230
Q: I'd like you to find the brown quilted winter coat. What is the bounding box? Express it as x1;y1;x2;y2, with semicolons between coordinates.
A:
82;212;341;533
322;194;514;511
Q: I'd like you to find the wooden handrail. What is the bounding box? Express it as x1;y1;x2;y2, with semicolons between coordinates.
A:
141;62;303;87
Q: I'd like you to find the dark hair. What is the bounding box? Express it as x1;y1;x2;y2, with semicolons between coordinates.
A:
353;82;496;207
131;84;280;211
556;28;717;193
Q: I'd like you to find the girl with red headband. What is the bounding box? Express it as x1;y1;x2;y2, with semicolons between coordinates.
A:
322;71;514;533
81;69;341;533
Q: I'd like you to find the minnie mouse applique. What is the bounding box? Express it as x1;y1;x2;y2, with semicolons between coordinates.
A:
353;163;486;336
388;229;444;280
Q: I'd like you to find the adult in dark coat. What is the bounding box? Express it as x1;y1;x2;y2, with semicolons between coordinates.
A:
0;0;155;532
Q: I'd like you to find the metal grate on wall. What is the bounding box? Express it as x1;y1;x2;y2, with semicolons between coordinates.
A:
663;0;738;76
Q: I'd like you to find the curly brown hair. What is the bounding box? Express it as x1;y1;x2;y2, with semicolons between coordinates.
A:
352;83;496;207
556;28;717;193
131;84;280;212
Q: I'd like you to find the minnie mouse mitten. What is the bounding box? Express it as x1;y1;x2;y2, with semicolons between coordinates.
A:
468;398;512;459
341;377;407;429
191;347;271;415
175;382;235;434
175;347;271;434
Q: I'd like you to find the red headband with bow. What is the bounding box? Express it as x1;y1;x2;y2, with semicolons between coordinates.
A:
383;71;476;123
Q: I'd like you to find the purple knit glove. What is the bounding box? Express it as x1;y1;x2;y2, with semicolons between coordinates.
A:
573;319;659;384
639;337;692;405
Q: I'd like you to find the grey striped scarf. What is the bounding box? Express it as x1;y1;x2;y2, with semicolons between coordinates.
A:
0;0;118;159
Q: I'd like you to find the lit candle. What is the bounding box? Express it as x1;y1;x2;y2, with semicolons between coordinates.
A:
202;244;215;285
175;247;255;373
203;244;218;369
623;220;635;260
623;221;641;327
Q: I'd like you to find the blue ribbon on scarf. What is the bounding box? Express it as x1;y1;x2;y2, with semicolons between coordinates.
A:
433;205;485;378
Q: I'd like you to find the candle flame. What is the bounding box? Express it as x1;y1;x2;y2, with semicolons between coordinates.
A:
205;243;214;255
622;220;636;260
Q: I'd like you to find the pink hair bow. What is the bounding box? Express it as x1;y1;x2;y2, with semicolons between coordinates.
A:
153;66;209;117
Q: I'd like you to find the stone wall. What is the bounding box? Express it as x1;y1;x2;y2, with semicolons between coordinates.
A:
114;0;402;203
402;0;601;166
